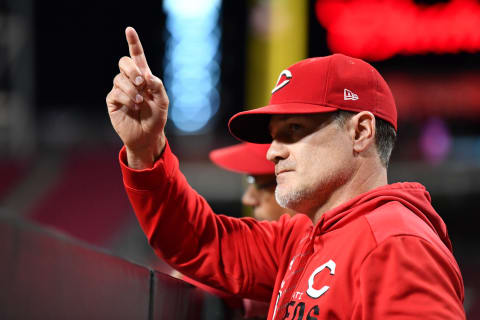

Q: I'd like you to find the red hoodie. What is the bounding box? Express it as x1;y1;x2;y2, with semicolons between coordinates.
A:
120;142;465;319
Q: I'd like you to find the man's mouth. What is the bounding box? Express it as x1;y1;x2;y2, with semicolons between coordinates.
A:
276;168;292;176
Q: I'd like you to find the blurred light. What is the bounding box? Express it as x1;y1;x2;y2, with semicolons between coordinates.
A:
451;136;480;163
164;0;220;18
385;72;480;121
419;118;452;164
163;0;222;133
315;0;480;61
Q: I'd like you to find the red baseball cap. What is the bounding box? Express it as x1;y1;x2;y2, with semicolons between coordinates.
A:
228;54;397;143
209;143;274;175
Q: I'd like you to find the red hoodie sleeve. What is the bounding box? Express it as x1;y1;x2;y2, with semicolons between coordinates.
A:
354;236;465;319
119;142;306;301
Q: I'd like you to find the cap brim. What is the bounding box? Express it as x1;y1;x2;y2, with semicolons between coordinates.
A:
228;103;338;143
209;143;273;175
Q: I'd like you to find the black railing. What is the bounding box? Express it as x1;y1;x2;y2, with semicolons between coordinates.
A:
0;216;235;320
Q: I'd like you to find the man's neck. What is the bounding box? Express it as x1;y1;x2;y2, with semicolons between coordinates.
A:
311;165;388;224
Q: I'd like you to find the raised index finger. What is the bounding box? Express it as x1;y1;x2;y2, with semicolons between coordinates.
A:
125;26;151;74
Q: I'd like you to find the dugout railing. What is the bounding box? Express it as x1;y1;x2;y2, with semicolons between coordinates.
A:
0;215;234;319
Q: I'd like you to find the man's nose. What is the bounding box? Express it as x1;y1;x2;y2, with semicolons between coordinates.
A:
266;140;288;164
242;184;260;207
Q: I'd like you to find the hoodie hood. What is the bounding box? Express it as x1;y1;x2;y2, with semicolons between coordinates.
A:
314;182;452;251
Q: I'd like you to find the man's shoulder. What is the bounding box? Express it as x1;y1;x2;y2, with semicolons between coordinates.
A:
248;213;312;238
271;213;313;247
363;201;447;251
280;213;313;229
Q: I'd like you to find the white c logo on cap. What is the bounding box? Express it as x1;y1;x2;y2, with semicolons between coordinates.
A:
271;69;292;94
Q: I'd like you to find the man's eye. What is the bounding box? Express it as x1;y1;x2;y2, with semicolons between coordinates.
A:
289;123;301;132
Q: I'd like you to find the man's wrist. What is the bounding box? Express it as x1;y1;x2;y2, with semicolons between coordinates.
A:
125;135;166;170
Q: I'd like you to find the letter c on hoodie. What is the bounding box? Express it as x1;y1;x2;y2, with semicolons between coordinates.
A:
306;259;336;299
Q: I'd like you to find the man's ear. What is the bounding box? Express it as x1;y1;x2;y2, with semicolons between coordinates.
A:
348;111;376;153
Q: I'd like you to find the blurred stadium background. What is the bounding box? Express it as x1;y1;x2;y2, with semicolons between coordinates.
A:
1;0;479;317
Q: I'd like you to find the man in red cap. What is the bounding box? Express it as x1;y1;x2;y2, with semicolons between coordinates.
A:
106;27;465;319
210;142;294;222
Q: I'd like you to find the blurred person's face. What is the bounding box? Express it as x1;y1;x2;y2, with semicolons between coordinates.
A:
242;174;290;221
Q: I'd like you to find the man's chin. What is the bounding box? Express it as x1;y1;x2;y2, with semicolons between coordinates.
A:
276;185;314;212
275;189;298;210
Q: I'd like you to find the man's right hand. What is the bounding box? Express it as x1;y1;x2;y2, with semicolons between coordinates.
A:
106;27;169;169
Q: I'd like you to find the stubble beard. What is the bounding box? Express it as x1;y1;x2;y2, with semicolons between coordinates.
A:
275;183;315;212
275;170;340;214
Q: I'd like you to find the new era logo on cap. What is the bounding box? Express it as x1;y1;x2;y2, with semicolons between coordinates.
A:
344;88;359;101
